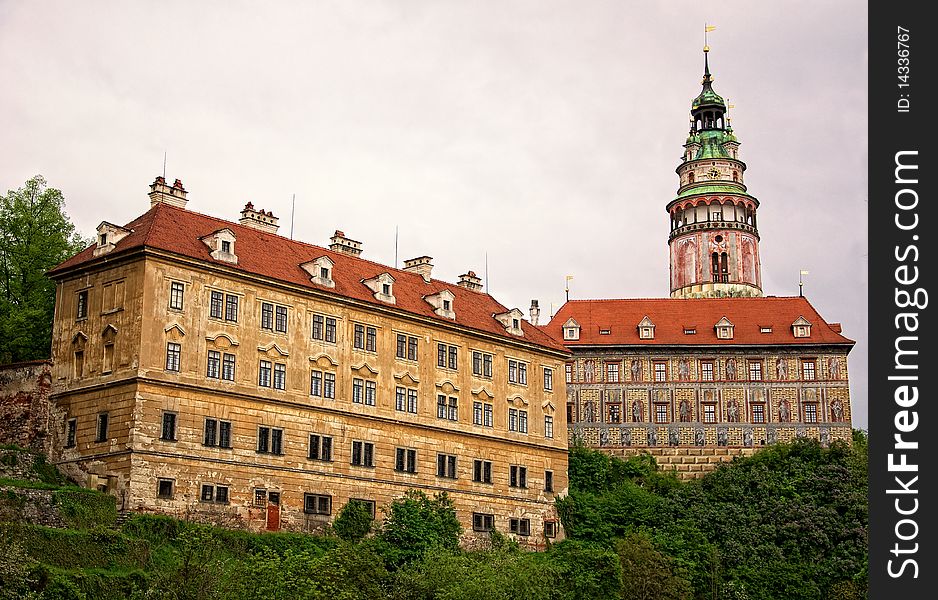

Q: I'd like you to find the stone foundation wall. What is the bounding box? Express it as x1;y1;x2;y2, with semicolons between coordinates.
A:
0;360;54;454
602;446;758;479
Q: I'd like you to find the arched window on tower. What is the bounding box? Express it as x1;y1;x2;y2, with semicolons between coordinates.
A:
720;252;729;282
732;171;739;182
688;172;695;184
711;252;720;281
717;117;723;129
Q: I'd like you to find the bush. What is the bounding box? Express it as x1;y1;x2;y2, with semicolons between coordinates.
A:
332;499;374;542
377;490;461;567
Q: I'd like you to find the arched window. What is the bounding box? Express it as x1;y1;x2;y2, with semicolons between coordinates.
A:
732;171;739;182
688;172;695;184
720;252;729;282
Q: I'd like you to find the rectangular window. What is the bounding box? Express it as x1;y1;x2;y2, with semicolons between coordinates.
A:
701;361;714;382
365;380;376;406
565;363;573;383
207;350;221;378
218;421;231;448
73;350;84;378
544;415;554;438
95;413;108;442
437;453;457;478
308;434;333;461
473;460;493;484
608;404;621;423
749;361;763;381
437;395;446;419
545;470;554;492
802;360;816;381
222;353;236;381
804;403;818;423
654;361;667;382
76;290;88;319
215;486;229;503
210;291;224;319
157;479;174;499
225;294;239;322
312;314;324;340
169;282;185;310
304;493;332;515
65;418;77;448
325;317;337;343
544;367;554;390
161;412;177;441
544;521;557;538
366;327;377;352
273;363;286;390
606;363;619;383
396;386;406;411
396;334;407;359
508;408;518;431
311;370;323;396
437;343;445;368
407;388;418;413
448;396;458;421
258;360;272;387
165;342;181;372
484;403;493;428
472;351;482;376
473;401;483;425
655;404;668;423
275;305;288;333
438;343;458;369
257;426;283;454
509;465;527;488
201;484;214;502
204;418;218;446
395;448;417;473
752;403;766;424
703;403;716;424
261;302;274;330
324;372;336;399
472;512;494;532
519;410;528;433
508;360;528;384
509;518;531;536
354;324;365;349
448;346;457;370
353;378;364;403
408;336;418;361
351;440;375;467
200;484;228;503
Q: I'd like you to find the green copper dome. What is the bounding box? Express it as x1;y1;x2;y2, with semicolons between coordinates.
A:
692;86;725;109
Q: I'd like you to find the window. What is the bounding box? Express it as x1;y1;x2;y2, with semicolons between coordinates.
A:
351;441;375;467
606;363;619;383
354;324;365;349
749;361;763;381
752;403;766;424
655;404;669;423
509;518;531;536
257;426;283;455
95;413;109;442
565;363;573;383
354;325;377;351
544;521;558;538
544;415;554;439
311;314;325;340
258;360;272;387
508;360;528;384
203;419;232;448
261;302;274;330
73;350;84;378
703;403;716;424
200;484;229;503
804;403;818;423
308;434;333;461
254;489;267;507
210;291;224;319
395;386;418;413
275;305;288;333
684;327;696;335
437;453;457;478
437;395;458;421
472;351;493;378
509;465;527;488
395;448;417;473
165;342;181;372
508;408;527;433
472;512;494;532
473;459;493;483
310;370;323;396
157;479;174;499
273;363;286;390
76;290;88;319
169;282;184;310
207;350;221;378
325;317;337;343
544;367;554;390
437;343;458;369
545;470;554;492
65;418;77;448
352;378;363;403
224;294;239;322
608;404;621;423
802;360;816;381
701;361;714;381
365;380;377;406
324;372;336;399
396;334;419;360
221;240;231;254
161;412;177;441
473;401;493;427
654;361;667;382
304;493;332;515
366;327;377;352
222;353;236;380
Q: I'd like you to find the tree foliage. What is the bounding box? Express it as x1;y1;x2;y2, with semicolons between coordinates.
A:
332;498;374;542
0;175;86;363
376;490;461;567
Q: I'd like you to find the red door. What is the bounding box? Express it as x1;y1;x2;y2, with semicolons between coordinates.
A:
266;491;281;531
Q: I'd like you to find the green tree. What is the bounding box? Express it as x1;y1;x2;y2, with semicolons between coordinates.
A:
332;498;374;542
0;175;86;363
616;533;692;600
377;490;461;567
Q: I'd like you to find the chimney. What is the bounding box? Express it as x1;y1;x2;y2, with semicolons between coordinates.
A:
148;176;188;209
239;202;280;234
529;300;541;326
329;230;362;256
457;270;483;292
403;256;433;282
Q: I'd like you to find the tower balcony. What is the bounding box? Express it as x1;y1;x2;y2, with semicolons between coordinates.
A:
668;220;759;241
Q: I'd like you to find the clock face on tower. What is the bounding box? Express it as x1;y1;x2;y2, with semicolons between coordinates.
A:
707;168;720;179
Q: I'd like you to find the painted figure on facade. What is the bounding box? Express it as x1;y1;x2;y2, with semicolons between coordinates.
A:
726;358;737;380
831;399;844;422
630;359;641;381
679;399;691;422
669;429;680;446
584;360;595;383
622;428;632;446
828;357;841;379
726;400;739;422
820;428;830;447
776;358;788;380
743;429;753;447
599;428;609;446
632;401;642;422
678;358;689;380
695;429;705;446
583;400;596;423
647;428;658;446
778;400;790;423
717;429;728;446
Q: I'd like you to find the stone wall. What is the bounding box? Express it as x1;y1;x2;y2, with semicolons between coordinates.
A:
0;360;54;454
601;446;758;479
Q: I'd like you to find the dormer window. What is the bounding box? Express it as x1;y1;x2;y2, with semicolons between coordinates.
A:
93;221;132;257
444;300;452;311
599;329;611;335
792;316;812;338
424;290;456;320
714;316;735;340
760;326;773;334
362;272;395;304
383;284;391;295
99;233;107;246
562;318;580;340
637;316;655;340
201;229;238;265
512;318;520;329
493;309;525;336
683;327;696;335
301;256;336;289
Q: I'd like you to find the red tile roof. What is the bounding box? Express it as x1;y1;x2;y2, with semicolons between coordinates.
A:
49;203;568;354
546;297;854;347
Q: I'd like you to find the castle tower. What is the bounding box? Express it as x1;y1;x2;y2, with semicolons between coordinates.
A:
668;48;763;298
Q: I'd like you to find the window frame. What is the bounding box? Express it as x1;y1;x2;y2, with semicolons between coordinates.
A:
169;282;185;311
165;342;181;372
304;493;332;515
161;412;177;442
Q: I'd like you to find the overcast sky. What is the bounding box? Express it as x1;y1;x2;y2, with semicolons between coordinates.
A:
0;0;868;428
